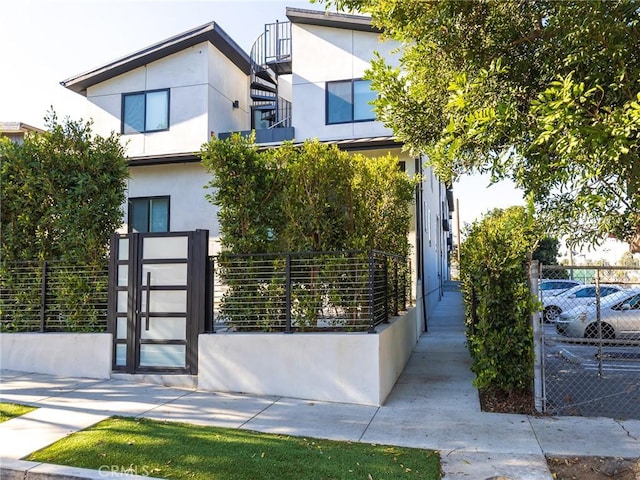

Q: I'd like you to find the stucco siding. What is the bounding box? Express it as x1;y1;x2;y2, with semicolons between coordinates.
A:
292;24;392;140
290;23;397;141
207;43;250;138
86;41;250;157
125;163;222;253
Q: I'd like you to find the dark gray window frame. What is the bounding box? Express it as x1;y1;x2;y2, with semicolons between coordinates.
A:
121;89;170;134
325;78;376;125
128;196;171;233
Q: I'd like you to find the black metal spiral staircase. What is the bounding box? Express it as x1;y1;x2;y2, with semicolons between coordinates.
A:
249;21;293;139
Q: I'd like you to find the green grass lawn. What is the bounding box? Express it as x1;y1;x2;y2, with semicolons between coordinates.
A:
27;416;441;480
0;402;36;423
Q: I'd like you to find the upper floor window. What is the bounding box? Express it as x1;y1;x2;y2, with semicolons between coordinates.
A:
128;196;170;233
122;89;169;134
326;79;376;124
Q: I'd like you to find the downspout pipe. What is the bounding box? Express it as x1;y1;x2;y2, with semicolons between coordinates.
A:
418;156;428;332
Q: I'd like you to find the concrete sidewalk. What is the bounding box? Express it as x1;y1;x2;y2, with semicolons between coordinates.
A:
1;284;639;479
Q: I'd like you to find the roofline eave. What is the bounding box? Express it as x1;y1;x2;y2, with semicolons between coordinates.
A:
61;22;250;96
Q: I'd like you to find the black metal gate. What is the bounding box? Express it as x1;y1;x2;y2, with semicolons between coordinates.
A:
108;230;209;374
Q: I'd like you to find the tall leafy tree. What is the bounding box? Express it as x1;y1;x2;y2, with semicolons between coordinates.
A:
317;0;640;250
201;135;415;330
350;152;415;257
273;140;355;252
532;237;560;266
1;113;128;262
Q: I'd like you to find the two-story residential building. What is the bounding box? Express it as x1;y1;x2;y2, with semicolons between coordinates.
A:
60;9;454;398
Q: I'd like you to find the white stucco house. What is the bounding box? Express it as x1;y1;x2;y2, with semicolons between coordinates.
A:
61;7;453;320
50;7;455;403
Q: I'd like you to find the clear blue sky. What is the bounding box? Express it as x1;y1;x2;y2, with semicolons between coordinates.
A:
1;0;525;229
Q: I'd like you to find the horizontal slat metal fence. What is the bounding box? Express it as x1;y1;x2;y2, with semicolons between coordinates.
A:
0;261;109;332
210;250;411;333
536;264;640;419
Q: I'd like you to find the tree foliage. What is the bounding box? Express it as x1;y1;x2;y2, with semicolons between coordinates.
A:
459;206;540;394
317;0;640;249
200;134;415;256
199;132;283;254
200;134;415;331
274;140;356;252
618;251;640;267
1;113;128;262
1;114;126;332
532;237;560;265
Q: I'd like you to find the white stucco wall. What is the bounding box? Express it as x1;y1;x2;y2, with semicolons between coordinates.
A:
207;43;250;139
198;307;419;406
86;41;249;157
124;162;222;254
87;44;209;157
418;159;452;318
290;23;399;142
0;333;112;379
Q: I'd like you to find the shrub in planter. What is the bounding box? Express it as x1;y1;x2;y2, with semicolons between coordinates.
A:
460;206;540;397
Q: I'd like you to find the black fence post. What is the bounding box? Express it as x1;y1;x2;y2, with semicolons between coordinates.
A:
402;261;408;311
383;255;389;323
285;253;292;333
208;256;215;333
393;258;399;316
368;251;376;333
39;261;47;332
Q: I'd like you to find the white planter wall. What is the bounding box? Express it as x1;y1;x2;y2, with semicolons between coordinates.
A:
0;309;420;406
198;307;419;406
0;333;112;379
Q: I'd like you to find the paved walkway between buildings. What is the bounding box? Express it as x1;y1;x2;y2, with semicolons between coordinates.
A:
1;283;639;479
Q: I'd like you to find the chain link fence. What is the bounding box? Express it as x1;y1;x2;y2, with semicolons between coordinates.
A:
536;264;640;419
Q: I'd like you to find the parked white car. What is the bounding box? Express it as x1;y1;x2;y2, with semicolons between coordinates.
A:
542;284;623;323
556;288;640;339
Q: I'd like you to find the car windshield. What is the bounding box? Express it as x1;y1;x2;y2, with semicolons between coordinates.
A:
540;281;576;291
588;289;637;308
557;284;589;297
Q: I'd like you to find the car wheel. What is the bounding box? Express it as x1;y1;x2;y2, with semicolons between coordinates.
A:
584;323;616;340
602;324;615;340
584;324;599;339
544;306;561;323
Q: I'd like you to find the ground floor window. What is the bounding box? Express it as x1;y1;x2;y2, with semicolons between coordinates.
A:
128;196;169;233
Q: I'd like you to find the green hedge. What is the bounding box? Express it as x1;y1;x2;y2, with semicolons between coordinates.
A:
460;206;539;394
